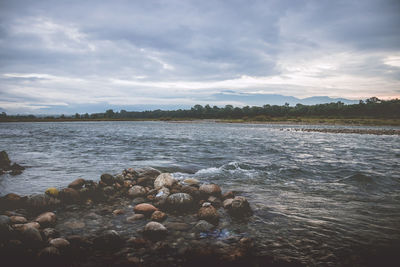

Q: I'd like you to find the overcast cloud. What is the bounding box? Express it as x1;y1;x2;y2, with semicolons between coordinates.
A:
0;0;399;114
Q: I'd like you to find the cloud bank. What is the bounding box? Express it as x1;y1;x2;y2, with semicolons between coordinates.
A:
0;0;399;113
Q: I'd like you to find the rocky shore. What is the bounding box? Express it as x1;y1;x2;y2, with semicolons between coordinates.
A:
0;167;297;266
0;151;25;176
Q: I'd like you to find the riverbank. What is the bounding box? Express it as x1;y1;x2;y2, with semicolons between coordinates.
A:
0;167;294;267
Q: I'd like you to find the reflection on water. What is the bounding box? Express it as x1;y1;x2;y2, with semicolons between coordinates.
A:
1;121;400;265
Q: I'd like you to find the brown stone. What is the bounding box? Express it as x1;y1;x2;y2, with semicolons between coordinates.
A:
35;212;56;227
59;188;80;203
222;191;235;200
68;178;85;189
10;216;27;224
199;184;222;197
133;203;158;216
198;204;219;225
151;211;167;222
126;214;145;222
113;209;125;215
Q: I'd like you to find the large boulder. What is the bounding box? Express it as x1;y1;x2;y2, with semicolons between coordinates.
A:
199;183;222;197
143;222;167;241
128;185;147;199
166;193;194;212
133;203;158;216
100;173;115;186
227;196;253;218
35;212;57;227
198;203;219;225
154;173;177;190
68;178;85;189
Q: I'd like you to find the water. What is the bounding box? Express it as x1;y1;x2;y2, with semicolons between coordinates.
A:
1;121;400;265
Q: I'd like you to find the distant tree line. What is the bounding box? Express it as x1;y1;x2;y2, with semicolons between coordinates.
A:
1;97;399;121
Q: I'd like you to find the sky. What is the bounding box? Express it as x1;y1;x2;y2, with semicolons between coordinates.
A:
0;0;399;114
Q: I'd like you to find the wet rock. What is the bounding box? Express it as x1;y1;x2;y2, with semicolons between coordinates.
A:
155;187;170;204
165;222;191;231
49;238;70;249
143;222;167;241
131;197;146;205
151;211;167;222
167;193;194;212
133;203;158;216
154;173;177;190
126;237;148;248
227;196;253;218
137;176;154;187
59;188;80;204
113;209;125;215
0;150;11;170
137;167;161;179
11;162;25;171
103;186;115;195
126;214;145;222
199;184;222;197
94;230;123;250
35;212;57;227
100;173;115;186
68;178;85;189
181;185;201;199
183;178;200;186
223;198;234;209
14;222;41;232
194;220;215;232
21;226;43;246
64;220;86;229
0;193;25;209
26;194;60;211
207;196;222;208
45;187;59;198
10;169;23;175
222;191;235;200
10;215;27;224
43;228;60;240
198;203;219;225
0;215;12;239
38;246;61;263
128;185;147;199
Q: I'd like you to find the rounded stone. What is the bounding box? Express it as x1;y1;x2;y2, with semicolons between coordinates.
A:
100;173;115;185
128;185;147;199
126;214;145;222
199;183;222;197
194;220;215;232
182;178;200;186
228;196;253;218
10;216;27;224
133;203;158;216
35;212;57;227
151;211;167;222
38;246;61;263
143;222;167;240
22;226;43;246
166;193;194;212
59;188;80;203
154;173;177;190
94;230;122;250
223;198;234;209
198;205;219;225
68;178;86;189
45;187;59;198
43;228;60;240
49;238;70;249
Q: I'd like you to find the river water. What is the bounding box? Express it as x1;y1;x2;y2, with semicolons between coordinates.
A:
1;121;400;265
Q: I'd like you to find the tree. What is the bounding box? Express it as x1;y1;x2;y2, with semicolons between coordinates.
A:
74;113;80;119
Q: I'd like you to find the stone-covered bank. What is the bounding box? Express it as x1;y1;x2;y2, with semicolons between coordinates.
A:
0;167;300;267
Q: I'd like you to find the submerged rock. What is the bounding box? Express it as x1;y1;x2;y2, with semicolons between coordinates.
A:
0;150;11;170
154;173;177;190
195;220;215;232
143;222;167;240
227;196;253;218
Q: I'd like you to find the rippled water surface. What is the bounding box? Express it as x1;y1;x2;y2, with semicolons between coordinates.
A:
1;121;400;265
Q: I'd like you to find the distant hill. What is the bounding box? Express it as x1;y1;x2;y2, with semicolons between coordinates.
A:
211;91;359;106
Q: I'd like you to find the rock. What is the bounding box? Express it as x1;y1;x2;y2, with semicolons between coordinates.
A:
59;188;80;204
143;222;167;240
137;176;154;187
10;216;27;224
35;212;57;227
10;169;23;175
223;198;234;209
155;187;170;203
100;173;115;185
222;191;235;200
103;185;115;195
128;185;147;199
137;167;161;179
199;184;222;197
227;196;253;218
133;203;158;216
26;194;60;211
11;162;25;171
49;238;70;249
198;204;219;225
14;222;41;232
182;178;200;186
126;214;145;222
164;222;191;231
38;247;61;265
43;228;60;240
0;193;24;209
194;220;215;232
0;150;11;169
64;220;86;229
45;187;59;198
154;173;177;190
68;178;85;189
166;193;194;212
126;237;148;248
132;197;146;205
94;230;123;250
151;211;167;222
113;209;125;215
207;196;222;208
181;185;201;199
21;226;43;246
0;215;12;239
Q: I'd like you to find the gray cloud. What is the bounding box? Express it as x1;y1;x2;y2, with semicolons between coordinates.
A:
0;0;399;114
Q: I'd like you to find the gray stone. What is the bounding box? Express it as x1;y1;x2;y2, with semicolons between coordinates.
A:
143;222;167;240
128;185;147;199
154;173;177;190
194;220;215;232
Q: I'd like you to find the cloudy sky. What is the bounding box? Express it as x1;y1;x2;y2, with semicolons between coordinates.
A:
0;0;399;114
